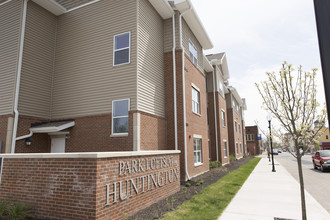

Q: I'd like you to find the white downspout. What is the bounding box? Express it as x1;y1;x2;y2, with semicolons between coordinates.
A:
211;66;219;161
179;5;192;180
11;0;28;154
172;13;178;151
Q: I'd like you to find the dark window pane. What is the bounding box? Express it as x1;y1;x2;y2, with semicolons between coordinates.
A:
115;33;129;50
114;49;129;65
113;117;128;133
113;100;128;117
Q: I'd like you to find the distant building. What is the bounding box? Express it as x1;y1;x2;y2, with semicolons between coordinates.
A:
245;126;260;155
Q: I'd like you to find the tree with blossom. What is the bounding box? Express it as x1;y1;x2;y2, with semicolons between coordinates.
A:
256;61;327;220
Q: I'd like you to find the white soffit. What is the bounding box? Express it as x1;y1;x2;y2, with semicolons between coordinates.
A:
32;0;66;15
203;55;213;72
175;0;213;50
149;0;173;19
228;86;243;105
221;54;230;80
30;121;75;133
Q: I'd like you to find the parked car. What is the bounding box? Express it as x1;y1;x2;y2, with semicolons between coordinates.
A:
270;149;278;155
312;150;330;172
278;149;282;153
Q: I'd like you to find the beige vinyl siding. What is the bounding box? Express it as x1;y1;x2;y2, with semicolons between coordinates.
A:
0;0;22;115
182;18;203;72
163;18;173;52
137;0;165;117
19;1;56;119
51;0;138;119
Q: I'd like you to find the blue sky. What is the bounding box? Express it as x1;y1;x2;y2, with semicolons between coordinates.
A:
190;0;326;133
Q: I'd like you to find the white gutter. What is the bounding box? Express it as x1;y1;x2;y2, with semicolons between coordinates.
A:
11;0;28;154
211;66;219;161
179;4;192;181
16;131;33;141
0;0;13;6
172;13;178;151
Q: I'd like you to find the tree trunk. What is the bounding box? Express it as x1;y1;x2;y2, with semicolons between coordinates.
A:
297;152;307;220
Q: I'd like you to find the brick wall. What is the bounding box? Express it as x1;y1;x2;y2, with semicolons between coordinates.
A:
140;111;167;150
246;125;260;155
227;109;244;159
164;51;209;180
0;115;10;153
15;115;50;153
0;152;180;220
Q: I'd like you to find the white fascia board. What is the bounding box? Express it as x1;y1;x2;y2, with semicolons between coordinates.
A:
228;86;243;105
175;0;213;50
149;0;174;19
203;55;213;72
220;53;230;80
30;121;75;133
32;0;66;15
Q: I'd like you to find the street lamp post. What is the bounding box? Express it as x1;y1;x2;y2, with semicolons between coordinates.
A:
267;114;276;172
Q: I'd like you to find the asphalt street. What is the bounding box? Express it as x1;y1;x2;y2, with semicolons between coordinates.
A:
275;152;330;214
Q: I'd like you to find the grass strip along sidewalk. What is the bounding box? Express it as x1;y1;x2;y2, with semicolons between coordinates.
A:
162;157;261;220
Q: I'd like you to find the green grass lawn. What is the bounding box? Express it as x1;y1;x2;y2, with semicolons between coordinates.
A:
162;157;261;220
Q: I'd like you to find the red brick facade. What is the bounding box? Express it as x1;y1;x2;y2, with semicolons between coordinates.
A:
0;115;10;153
246;125;260;155
227;108;244;159
164;50;209;180
0;152;180;220
9;111;167;153
207;92;230;164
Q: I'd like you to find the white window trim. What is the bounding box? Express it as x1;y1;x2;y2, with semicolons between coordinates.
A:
234;120;237;132
188;40;198;66
111;98;130;136
193;134;202;139
192;85;201;115
223;139;228;158
113;32;131;66
194;138;202;166
221;109;226;127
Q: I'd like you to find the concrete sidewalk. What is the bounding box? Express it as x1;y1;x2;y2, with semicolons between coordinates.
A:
218;156;330;220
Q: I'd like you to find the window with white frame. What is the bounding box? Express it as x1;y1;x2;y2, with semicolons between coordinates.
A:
194;138;202;164
240;143;243;153
218;80;224;96
236;143;238;155
235;121;237;132
247;134;254;141
189;41;198;66
223;140;227;157
221;110;226;127
238;124;241;134
232;100;235;109
112;99;129;134
192;86;200;114
114;32;130;65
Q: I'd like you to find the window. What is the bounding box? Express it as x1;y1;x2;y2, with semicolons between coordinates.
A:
223;140;227;158
218;80;224;96
221;110;226;127
114;32;130;65
192;86;200;114
189;41;198;66
235;121;237;132
240;143;243;153
112;99;129;135
235;143;238;155
247;134;254;141
232;100;235;109
194;138;202;164
238;124;241;134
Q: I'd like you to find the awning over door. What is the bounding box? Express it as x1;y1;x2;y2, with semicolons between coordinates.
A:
30;120;75;133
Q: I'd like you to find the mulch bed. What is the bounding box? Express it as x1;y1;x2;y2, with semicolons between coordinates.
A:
129;156;254;220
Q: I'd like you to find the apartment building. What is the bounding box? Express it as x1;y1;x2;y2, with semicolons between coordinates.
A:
0;0;217;181
206;53;230;165
246;125;261;155
225;86;247;159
